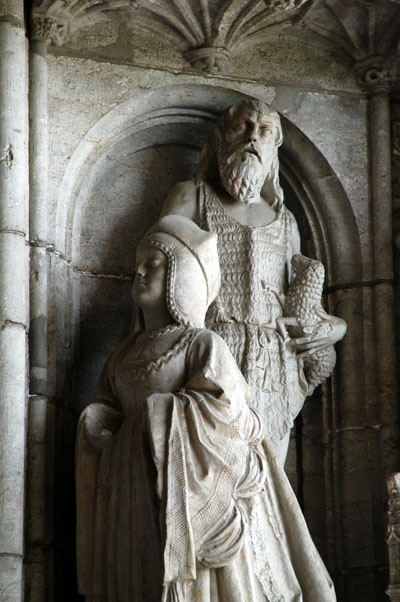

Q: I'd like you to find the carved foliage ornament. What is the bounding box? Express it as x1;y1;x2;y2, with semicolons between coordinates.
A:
303;0;400;92
30;13;66;44
132;0;311;72
355;55;400;93
30;0;311;69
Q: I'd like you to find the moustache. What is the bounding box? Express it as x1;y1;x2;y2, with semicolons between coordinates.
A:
226;143;262;164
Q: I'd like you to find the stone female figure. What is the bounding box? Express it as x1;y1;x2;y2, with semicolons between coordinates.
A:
76;215;336;601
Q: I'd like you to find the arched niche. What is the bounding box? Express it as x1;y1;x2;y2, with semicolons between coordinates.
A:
55;84;361;411
52;84;362;594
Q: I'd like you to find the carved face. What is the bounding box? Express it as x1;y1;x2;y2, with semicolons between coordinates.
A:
132;245;169;310
222;105;278;170
217;106;279;202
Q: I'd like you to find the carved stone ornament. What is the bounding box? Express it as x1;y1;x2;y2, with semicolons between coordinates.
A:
387;473;400;602
30;12;66;45
184;47;231;74
30;0;132;46
76;214;337;601
161;99;346;463
355;55;400;93
30;0;311;61
130;0;311;72
302;0;400;91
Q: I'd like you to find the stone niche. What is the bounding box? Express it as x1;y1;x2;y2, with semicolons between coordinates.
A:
47;68;369;599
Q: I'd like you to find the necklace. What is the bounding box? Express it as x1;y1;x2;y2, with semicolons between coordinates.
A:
136;323;182;342
118;326;198;381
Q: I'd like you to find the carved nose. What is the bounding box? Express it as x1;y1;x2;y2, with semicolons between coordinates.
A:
248;126;258;142
137;262;146;276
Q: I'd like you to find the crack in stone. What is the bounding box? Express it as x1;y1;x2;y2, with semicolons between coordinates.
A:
30;239;132;280
1;319;27;330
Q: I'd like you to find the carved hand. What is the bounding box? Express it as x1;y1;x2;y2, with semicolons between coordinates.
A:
83;402;124;452
289;310;347;358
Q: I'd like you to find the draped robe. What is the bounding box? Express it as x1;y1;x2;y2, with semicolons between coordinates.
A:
76;325;336;602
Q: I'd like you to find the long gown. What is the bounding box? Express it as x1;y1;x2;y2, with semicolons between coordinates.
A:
76;324;336;602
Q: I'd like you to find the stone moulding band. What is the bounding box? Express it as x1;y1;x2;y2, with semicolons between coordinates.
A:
323;278;395;294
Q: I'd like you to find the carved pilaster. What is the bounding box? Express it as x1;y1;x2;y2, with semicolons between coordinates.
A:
393;115;400;253
387;474;400;602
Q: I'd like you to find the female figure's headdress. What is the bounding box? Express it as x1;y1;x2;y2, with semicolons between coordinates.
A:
140;215;221;328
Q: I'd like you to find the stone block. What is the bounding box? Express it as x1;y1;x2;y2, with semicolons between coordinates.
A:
0;326;26;556
0;232;28;326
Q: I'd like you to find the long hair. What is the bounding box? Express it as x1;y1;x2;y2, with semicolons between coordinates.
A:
195;100;284;211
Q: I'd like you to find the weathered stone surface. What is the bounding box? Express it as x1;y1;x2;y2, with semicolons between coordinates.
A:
0;0;24;19
0;233;29;326
0;328;26;556
0;555;23;602
0;16;29;602
0;23;29;234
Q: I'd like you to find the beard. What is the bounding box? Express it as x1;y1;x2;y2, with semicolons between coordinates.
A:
217;144;270;203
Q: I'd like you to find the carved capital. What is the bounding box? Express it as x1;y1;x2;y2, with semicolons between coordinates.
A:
30;12;66;45
184;47;231;74
355;55;400;94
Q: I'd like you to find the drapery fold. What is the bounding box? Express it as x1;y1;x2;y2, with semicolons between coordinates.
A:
76;327;336;602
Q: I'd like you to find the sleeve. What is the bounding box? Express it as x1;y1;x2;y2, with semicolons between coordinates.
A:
75;336;130;595
145;329;266;587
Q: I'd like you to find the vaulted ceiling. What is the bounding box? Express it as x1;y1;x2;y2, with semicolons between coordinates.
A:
30;0;400;91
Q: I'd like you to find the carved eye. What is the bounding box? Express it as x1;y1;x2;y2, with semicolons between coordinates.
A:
149;256;162;268
260;126;273;137
233;119;246;132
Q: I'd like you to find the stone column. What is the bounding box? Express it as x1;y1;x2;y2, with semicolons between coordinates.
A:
25;13;65;602
350;55;400;598
0;2;29;600
358;58;400;478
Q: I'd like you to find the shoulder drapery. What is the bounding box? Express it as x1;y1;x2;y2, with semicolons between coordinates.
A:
145;330;266;588
76;329;266;598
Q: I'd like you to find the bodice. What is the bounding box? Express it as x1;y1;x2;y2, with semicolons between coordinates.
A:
200;184;292;328
110;325;197;418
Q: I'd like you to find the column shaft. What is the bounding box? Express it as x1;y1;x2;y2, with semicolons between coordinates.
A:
0;7;29;601
370;92;400;475
26;37;51;602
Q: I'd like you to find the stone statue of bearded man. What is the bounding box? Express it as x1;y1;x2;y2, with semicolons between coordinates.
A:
161;99;346;463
